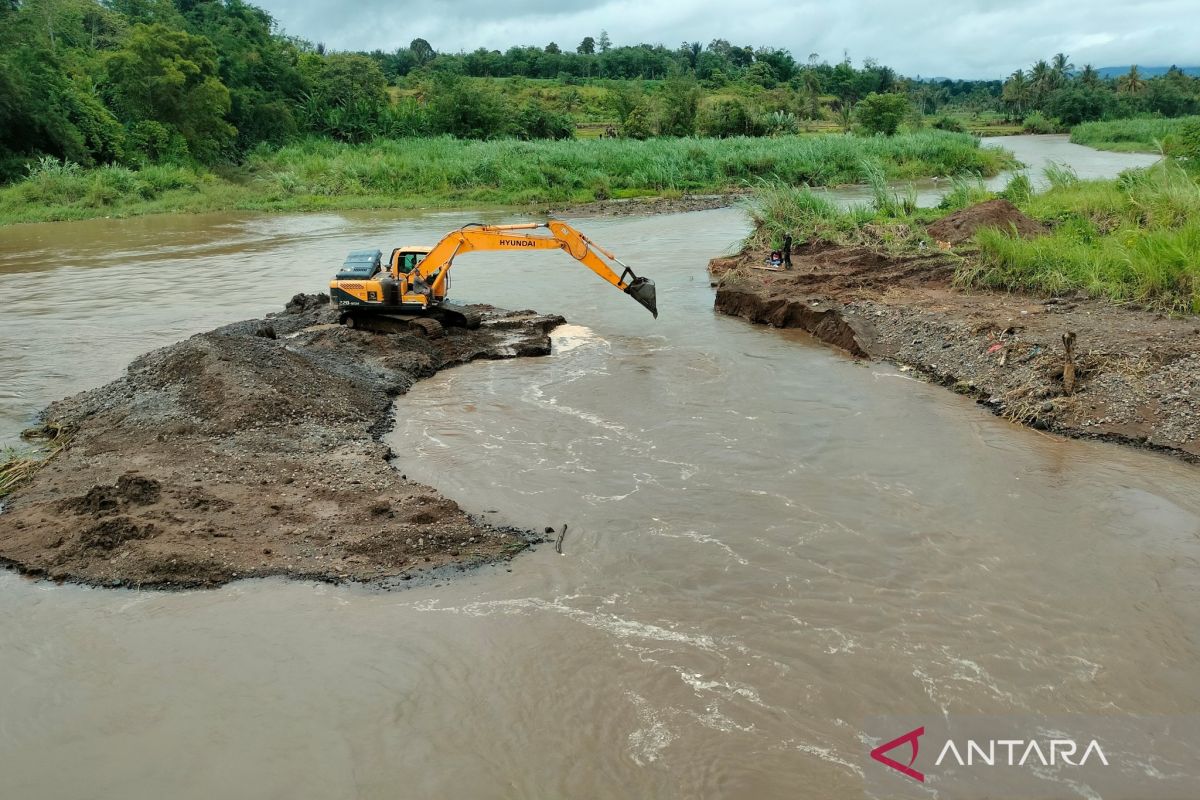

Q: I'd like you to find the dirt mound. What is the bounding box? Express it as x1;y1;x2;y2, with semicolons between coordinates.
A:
0;297;564;589
927;199;1047;244
60;473;161;515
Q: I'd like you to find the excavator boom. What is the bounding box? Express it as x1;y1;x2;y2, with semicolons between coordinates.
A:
405;220;657;318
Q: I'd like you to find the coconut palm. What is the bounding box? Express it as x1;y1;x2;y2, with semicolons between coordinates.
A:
1078;64;1100;87
1002;69;1031;116
1052;52;1074;83
1118;65;1147;95
1030;59;1055;104
797;69;822;119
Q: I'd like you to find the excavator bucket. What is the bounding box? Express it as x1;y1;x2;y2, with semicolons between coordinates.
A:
625;277;658;318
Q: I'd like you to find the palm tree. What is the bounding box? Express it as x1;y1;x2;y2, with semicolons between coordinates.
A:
798;69;822;119
1118;65;1147;95
1052;53;1074;83
1002;69;1031;117
1078;64;1100;87
1030;60;1055;104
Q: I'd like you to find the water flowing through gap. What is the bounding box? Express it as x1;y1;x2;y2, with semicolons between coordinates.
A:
0;138;1196;799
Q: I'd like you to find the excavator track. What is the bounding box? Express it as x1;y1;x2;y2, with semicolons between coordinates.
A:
435;303;482;330
339;312;445;338
408;317;445;338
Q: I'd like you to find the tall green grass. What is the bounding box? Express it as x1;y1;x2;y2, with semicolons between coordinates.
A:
1070;116;1200;153
748;182;876;249
257;131;1008;203
0;131;1010;225
960;161;1200;312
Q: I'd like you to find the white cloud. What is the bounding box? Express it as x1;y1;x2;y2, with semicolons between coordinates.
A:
256;0;1200;77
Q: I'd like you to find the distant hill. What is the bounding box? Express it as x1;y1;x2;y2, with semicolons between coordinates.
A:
1095;66;1200;78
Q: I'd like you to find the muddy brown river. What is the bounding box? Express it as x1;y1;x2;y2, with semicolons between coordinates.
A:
1;137;1196;799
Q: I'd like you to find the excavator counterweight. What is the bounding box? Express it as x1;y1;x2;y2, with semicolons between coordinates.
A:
328;220;657;334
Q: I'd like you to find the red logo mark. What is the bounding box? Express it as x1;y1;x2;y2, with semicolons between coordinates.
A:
870;726;925;783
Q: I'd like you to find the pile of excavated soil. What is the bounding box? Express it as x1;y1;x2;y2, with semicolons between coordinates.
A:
710;241;1200;462
926;198;1047;244
0;297;564;588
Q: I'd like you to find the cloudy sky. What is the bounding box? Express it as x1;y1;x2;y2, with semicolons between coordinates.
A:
253;0;1200;78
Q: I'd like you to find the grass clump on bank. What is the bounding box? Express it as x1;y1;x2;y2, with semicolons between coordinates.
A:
0;426;69;502
0;131;1010;226
1070;116;1200;154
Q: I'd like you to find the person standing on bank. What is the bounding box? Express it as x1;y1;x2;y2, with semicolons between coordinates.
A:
782;233;793;269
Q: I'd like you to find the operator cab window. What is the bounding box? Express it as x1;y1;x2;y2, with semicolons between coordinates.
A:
397;252;426;274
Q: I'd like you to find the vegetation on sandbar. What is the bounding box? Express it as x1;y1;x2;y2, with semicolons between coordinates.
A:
0;131;1012;225
1069;116;1200;153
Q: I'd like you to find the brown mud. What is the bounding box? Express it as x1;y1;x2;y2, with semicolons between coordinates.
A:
0;297;564;589
710;208;1200;462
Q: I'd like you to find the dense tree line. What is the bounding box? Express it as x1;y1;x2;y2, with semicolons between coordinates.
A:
0;0;573;178
0;0;922;178
3;0;1198;182
999;54;1200;126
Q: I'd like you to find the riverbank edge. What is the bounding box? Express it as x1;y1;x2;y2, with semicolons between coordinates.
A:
0;297;566;590
709;246;1200;465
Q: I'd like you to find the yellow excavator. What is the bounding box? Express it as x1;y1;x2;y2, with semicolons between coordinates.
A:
329;220;657;335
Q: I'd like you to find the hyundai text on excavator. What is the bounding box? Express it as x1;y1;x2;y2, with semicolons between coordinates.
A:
329;220;657;336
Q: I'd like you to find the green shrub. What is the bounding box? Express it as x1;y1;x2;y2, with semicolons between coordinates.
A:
932;115;966;133
1071;116;1200;152
512;102;575;140
700;99;755;138
621;102;655;140
1174;118;1200;162
855;92;911;136
1022;111;1061;134
1;130;1012;224
125;121;190;166
938;174;993;211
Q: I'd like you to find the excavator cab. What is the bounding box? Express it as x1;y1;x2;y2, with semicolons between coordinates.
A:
390;247;430;276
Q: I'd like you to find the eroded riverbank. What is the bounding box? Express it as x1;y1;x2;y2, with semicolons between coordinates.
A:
710;228;1200;462
0;297;562;588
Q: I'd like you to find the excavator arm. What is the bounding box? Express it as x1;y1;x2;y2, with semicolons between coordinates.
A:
399;220;658;318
